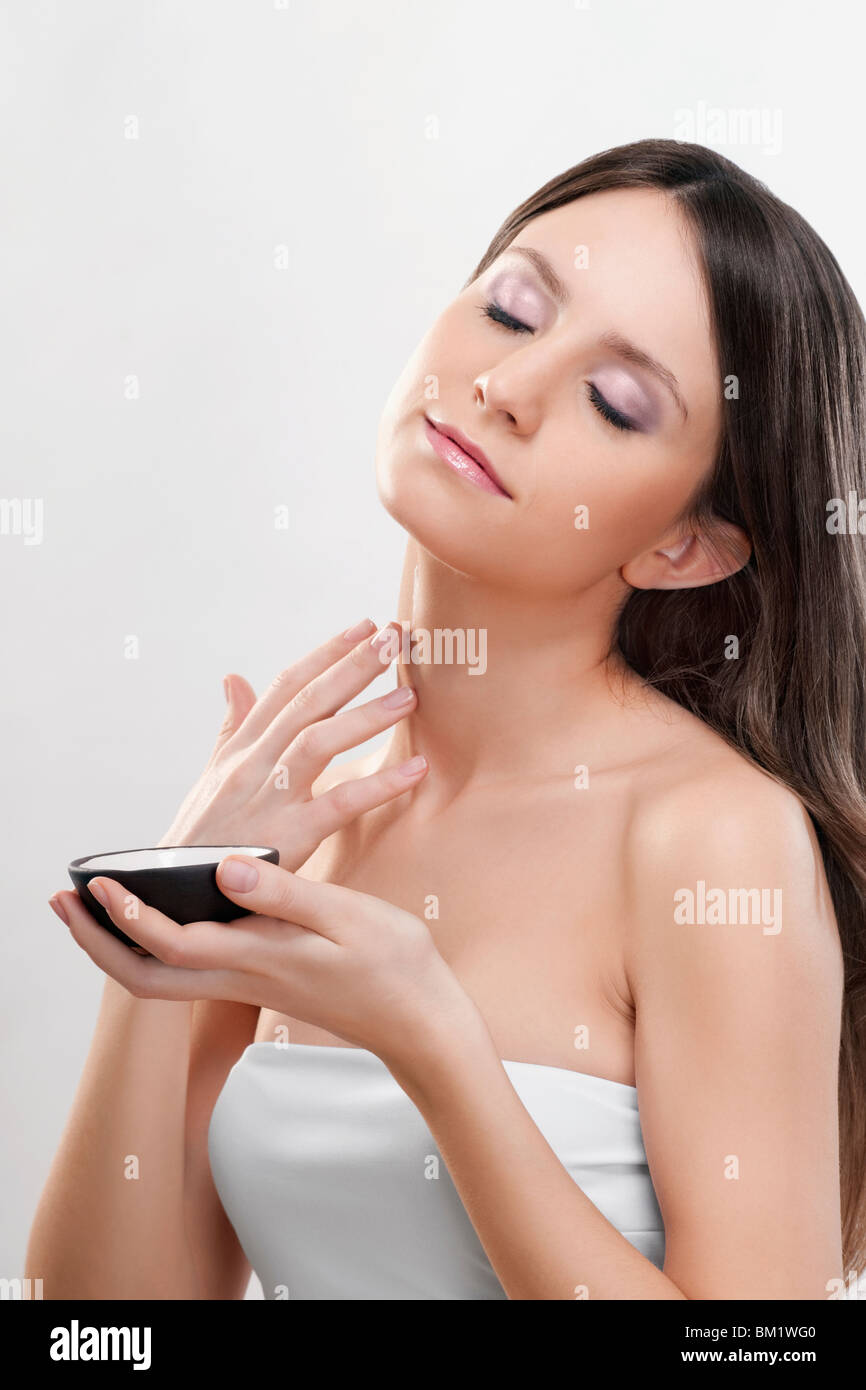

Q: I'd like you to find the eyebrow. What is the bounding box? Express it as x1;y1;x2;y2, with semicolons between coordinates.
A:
501;245;689;422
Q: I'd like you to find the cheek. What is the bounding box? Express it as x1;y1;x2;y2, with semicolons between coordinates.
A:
378;312;466;431
418;306;480;389
519;448;699;580
378;342;428;427
376;310;480;483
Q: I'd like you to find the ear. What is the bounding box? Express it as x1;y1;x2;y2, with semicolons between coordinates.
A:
622;517;752;591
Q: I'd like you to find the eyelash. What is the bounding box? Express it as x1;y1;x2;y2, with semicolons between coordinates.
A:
478;300;637;433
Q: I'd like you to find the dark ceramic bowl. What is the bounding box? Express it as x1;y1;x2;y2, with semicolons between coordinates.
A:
68;845;280;950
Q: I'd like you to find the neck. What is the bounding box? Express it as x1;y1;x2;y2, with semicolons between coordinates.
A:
381;539;644;792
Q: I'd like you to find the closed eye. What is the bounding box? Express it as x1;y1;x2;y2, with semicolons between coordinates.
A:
584;381;636;433
478;300;638;433
479;300;533;334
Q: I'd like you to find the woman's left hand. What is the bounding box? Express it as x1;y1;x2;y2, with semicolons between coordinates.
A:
53;855;480;1070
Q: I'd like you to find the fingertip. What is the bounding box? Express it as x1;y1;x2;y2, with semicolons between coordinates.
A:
88;877;110;908
48;895;69;926
64;887;101;925
342;617;377;642
369;621;402;666
397;754;428;778
217;856;260;892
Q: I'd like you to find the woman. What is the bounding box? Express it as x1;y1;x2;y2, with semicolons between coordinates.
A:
28;138;866;1300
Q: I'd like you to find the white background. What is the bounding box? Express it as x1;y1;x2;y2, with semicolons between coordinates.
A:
2;0;863;1298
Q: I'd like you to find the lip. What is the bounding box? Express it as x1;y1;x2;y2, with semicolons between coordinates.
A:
423;416;512;498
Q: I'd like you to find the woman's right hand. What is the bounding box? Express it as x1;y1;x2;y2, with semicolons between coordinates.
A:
156;617;424;872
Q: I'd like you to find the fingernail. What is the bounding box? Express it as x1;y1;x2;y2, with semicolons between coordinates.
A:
89;878;109;907
369;627;397;663
343;617;376;641
219;858;259;892
48;896;69;926
382;685;415;709
398;755;427;777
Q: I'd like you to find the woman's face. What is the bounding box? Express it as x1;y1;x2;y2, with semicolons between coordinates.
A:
375;186;726;597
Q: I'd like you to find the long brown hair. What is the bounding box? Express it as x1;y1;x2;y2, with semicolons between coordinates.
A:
465;138;866;1280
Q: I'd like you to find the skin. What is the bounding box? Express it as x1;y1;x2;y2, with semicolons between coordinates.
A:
35;187;844;1300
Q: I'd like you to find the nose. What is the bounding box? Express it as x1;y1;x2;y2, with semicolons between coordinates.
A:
474;375;514;424
473;363;543;435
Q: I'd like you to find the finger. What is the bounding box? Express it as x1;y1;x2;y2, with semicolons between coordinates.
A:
247;622;402;773
212;673;258;754
215;854;364;942
277;683;417;789
77;876;249;974
303;756;429;842
234;618;378;746
56;889;228;1001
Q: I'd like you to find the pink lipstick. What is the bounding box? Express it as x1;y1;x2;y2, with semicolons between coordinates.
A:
423;416;512;498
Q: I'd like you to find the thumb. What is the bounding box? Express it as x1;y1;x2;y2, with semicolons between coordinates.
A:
215;854;347;940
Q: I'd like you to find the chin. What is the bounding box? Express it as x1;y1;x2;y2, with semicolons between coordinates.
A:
377;459;474;577
374;447;512;582
376;451;608;598
375;404;553;591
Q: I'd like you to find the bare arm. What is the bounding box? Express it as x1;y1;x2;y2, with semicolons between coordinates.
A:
183;997;261;1299
386;770;844;1299
625;770;844;1298
25;983;255;1299
27;617;423;1299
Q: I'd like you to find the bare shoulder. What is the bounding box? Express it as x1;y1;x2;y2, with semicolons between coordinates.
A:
617;709;846;1295
621;705;844;992
627;719;821;874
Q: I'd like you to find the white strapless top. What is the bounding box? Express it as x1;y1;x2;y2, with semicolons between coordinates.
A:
207;1041;665;1300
